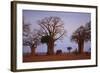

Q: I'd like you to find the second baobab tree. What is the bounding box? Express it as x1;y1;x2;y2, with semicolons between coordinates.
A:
37;16;66;55
23;23;40;55
71;22;91;54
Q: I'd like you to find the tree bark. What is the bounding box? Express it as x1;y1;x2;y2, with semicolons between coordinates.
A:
47;38;54;55
78;41;84;54
31;44;36;55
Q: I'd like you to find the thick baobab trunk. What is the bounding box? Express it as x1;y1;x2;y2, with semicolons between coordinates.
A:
78;41;84;54
31;44;36;55
47;38;54;55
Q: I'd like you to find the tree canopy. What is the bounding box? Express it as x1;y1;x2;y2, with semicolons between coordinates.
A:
38;16;66;41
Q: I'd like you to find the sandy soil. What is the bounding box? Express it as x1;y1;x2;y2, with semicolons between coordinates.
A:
23;52;91;62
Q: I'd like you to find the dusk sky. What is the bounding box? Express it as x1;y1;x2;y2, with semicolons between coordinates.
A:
23;10;91;54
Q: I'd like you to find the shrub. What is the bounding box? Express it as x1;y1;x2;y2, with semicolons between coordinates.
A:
56;50;62;54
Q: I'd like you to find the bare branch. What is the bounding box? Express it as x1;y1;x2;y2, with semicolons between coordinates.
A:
37;16;66;42
55;30;66;41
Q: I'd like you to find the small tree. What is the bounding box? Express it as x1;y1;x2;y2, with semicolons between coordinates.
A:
67;47;72;53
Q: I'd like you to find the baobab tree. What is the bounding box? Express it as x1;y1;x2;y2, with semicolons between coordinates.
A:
23;24;40;55
37;16;66;55
71;22;91;54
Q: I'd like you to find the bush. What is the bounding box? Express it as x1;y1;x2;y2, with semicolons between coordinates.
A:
56;50;62;54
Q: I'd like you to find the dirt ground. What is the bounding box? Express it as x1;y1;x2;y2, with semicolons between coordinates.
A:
23;52;91;62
